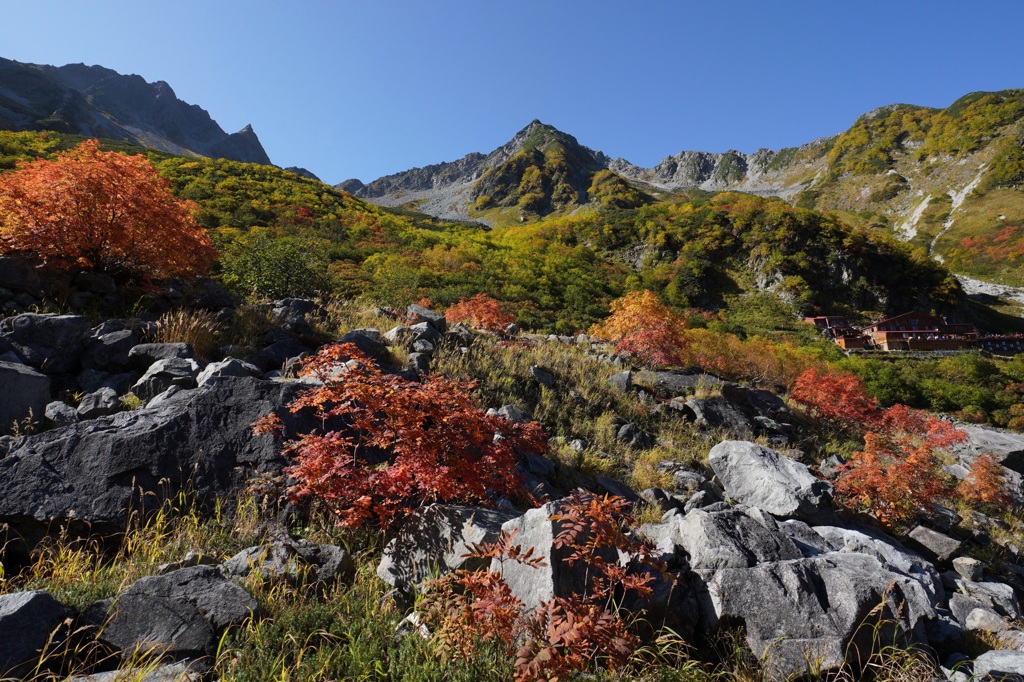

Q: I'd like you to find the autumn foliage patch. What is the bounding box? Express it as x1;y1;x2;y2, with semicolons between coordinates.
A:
791;368;1006;528
0;139;216;279
258;342;546;530
421;492;657;681
588;290;689;367
446;292;516;333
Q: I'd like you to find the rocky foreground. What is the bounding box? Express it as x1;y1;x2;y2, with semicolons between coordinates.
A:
2;288;1024;680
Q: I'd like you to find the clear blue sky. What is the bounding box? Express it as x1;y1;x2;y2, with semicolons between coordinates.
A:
5;1;1024;185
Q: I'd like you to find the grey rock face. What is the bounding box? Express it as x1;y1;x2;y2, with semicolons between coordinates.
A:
45;400;79;426
953;556;985;581
0;313;92;374
407;352;431;375
494;502;598;612
685;397;757;437
709;553;938;680
66;662;201;681
633;370;726;399
77;387;121;419
0;361;50;432
128;343;194;370
674;506;802;570
83;330;137;372
406;305;446;333
132;358;201;401
0;377;314;561
90;565;257;660
973;649;1024;681
907;525;962;563
378;505;519;594
0;591;68;678
708;441;834;524
224;538;353;585
496;404;531;424
955;425;1024;474
195;358;262;387
340;329;390;361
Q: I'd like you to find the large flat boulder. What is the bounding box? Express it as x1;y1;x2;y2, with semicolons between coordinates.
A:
955;425;1024;474
0;591;68;679
0;360;50;432
671;506;802;570
0;313;92;374
0;376;314;564
88;565;257;661
708;441;834;524
708;553;939;680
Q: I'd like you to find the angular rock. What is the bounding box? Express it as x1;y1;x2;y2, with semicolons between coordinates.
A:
45;400;79;426
251;338;311;372
616;422;651;448
90;565;257;660
0;361;49;432
494;501;619;613
0;313;92;374
383;325;411;345
709;552;939;680
128;343;194;370
953;556;985;582
195;358;262;388
408;321;441;343
955;578;1022;620
605;371;632;393
407;352;431;375
82;330;137;372
708;441;834;524
496;404;531;424
411;339;435;355
529;365;556;389
633;370;725;399
0;591;68;679
955;425;1024;475
0;377;316;564
378;505;519;595
445;323;474;347
406;304;446;333
77;387;121;419
907;525;962;563
973;649;1024;681
686;397;757;438
132;358;201;401
674;506;802;570
340;328;389;361
224;538;353;585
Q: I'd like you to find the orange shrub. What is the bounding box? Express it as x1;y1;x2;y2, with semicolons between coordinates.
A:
446;293;516;333
589;290;688;367
0;139;215;279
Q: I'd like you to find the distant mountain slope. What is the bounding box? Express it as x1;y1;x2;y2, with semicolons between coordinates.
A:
346;91;1024;287
0;58;270;165
340;120;646;225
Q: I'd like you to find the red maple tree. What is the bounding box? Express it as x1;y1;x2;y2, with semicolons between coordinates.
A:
0;139;216;279
446;293;516;333
259;342;546;529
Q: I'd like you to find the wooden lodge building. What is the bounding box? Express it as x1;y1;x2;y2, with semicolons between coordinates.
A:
806;311;1024;355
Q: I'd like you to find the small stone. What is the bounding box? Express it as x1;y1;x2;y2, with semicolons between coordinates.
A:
952;556;984;581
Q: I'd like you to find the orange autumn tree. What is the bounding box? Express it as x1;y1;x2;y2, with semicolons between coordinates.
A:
792;368;977;528
0;139;216;279
446;293;516;333
260;342;546;530
588;290;688;367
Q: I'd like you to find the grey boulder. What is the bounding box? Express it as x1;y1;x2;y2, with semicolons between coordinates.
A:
0;313;92;374
223;537;353;585
132;358;201;401
708;441;834;524
0;376;315;564
88;565;257;661
378;505;519;594
0;361;49;432
0;591;68;679
77;387;121;419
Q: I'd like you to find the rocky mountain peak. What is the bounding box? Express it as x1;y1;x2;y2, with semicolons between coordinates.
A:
0;58;272;165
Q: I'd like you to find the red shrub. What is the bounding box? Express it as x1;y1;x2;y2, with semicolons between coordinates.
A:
258;342;546;530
